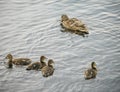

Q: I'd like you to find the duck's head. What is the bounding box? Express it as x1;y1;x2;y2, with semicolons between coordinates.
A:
5;53;13;60
48;59;54;67
91;62;97;70
5;54;13;68
40;56;47;63
61;14;69;22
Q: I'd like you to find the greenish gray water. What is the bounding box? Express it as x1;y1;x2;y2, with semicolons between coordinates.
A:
0;0;120;92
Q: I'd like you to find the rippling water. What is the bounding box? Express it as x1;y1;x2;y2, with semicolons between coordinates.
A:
0;0;120;92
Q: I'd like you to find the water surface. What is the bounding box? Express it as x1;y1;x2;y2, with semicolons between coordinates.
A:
0;0;120;92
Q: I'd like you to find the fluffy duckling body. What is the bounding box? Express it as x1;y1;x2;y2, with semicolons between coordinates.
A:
6;54;32;66
61;14;89;35
41;59;55;77
84;62;97;80
26;56;47;70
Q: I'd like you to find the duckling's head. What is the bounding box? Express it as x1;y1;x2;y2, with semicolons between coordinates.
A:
5;54;13;68
91;62;97;70
5;54;13;60
40;56;47;63
61;14;69;22
48;59;54;67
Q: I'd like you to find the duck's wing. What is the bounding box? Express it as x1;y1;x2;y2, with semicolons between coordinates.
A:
13;58;31;65
62;20;85;30
18;58;31;62
26;62;41;70
32;62;41;69
61;18;88;34
41;66;54;77
71;18;79;21
84;69;93;79
71;21;88;33
70;18;84;26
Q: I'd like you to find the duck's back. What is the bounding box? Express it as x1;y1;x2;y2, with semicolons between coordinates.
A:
26;61;46;70
61;17;88;34
62;19;85;30
41;66;54;77
85;68;97;79
13;58;31;65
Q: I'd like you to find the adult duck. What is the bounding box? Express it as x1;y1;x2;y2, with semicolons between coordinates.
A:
61;14;89;35
26;56;47;70
84;62;97;80
5;53;32;66
41;59;55;77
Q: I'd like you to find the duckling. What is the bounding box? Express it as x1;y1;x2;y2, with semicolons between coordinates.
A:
26;56;47;70
41;59;55;77
61;14;89;35
84;62;97;80
5;55;13;68
5;54;32;66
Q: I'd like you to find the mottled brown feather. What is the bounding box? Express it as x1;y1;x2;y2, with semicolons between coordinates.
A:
61;14;89;34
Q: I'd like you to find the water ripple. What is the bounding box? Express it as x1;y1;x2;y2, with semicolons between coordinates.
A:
0;0;120;92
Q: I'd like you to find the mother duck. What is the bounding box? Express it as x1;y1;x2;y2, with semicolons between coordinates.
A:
61;14;89;35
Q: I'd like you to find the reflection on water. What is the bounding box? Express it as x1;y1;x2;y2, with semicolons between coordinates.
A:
0;0;120;92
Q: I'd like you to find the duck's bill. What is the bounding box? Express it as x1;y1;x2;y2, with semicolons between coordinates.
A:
51;63;55;67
